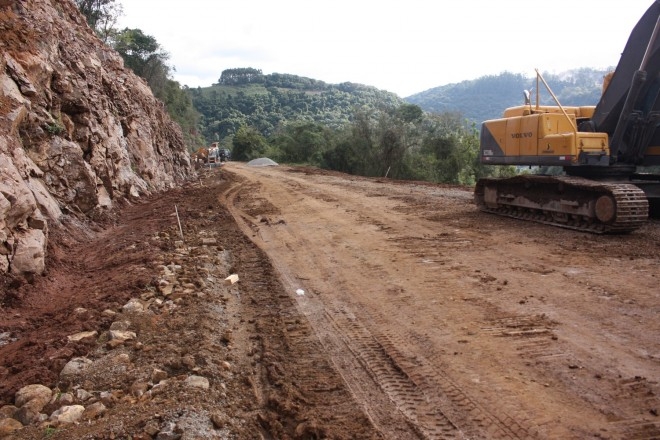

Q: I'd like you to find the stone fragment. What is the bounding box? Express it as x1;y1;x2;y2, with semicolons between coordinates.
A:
0;418;23;436
82;402;106;420
181;354;195;369
109;320;131;331
151;368;168;384
14;405;40;425
14;384;52;410
0;405;17;419
11;229;46;276
51;392;74;407
159;283;174;296
122;298;145;313
144;419;161;435
130;381;149;398
108;330;137;342
49;405;85;424
156;421;182;440
184;375;209;389
60;357;93;380
67;330;98;342
210;411;229;429
75;389;93;402
99;391;114;406
113;353;131;364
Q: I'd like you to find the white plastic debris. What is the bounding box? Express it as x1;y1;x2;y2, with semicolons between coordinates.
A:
225;274;239;285
296;289;305;296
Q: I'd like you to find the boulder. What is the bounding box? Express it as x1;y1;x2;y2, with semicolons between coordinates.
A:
14;384;52;412
0;417;23;436
49;405;85;425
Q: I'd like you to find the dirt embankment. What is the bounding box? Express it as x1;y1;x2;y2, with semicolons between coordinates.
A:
1;163;659;440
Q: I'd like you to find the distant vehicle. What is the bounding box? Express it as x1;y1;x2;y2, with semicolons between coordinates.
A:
207;145;221;164
219;149;231;161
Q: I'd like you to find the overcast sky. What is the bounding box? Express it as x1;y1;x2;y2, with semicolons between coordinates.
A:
116;1;653;97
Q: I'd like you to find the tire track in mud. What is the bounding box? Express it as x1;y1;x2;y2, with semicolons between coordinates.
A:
220;171;427;439
220;169;537;439
386;233;660;440
217;172;384;439
351;232;544;439
323;305;462;440
324;300;543;440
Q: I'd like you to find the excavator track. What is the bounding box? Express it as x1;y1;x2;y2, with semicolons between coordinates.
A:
474;175;649;234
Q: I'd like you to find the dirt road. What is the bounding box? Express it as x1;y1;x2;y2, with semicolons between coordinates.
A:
1;163;659;439
222;163;660;440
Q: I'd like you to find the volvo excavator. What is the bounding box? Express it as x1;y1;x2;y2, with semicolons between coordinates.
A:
475;1;660;233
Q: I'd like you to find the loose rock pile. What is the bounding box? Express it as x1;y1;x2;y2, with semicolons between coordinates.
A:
0;227;241;439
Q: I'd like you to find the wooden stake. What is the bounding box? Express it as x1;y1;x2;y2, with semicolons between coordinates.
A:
175;205;184;240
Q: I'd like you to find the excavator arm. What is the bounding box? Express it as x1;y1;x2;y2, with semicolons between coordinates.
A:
589;0;660;165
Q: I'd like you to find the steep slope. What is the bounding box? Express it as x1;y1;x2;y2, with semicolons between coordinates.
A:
0;0;195;280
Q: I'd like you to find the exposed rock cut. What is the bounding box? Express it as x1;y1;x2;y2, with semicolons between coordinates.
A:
0;0;195;278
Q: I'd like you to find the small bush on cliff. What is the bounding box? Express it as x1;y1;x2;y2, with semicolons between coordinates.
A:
45;122;64;136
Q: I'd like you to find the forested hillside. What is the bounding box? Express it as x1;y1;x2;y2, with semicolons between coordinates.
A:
189;68;403;143
187;68;514;185
405;68;613;123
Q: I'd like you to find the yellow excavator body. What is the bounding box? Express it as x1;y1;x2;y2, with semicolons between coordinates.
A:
475;1;660;233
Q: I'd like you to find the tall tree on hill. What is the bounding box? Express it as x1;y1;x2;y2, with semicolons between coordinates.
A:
73;2;204;151
270;122;335;164
218;68;264;85
113;28;171;98
74;0;122;43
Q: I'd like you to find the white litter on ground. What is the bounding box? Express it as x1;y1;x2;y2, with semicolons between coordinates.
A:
247;158;278;167
225;274;239;284
296;289;305;296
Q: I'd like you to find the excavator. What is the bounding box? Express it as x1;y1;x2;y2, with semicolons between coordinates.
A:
475;1;660;233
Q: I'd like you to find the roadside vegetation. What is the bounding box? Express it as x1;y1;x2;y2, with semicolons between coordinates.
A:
74;0;206;150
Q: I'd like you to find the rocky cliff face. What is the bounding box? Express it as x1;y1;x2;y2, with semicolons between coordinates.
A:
0;0;195;279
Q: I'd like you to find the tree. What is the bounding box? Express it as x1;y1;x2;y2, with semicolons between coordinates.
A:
74;2;202;152
396;103;423;123
162;82;205;151
74;0;122;43
218;68;264;85
232;126;268;161
114;28;171;98
270;122;334;165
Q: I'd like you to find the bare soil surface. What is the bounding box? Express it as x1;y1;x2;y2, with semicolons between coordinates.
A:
1;163;659;439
